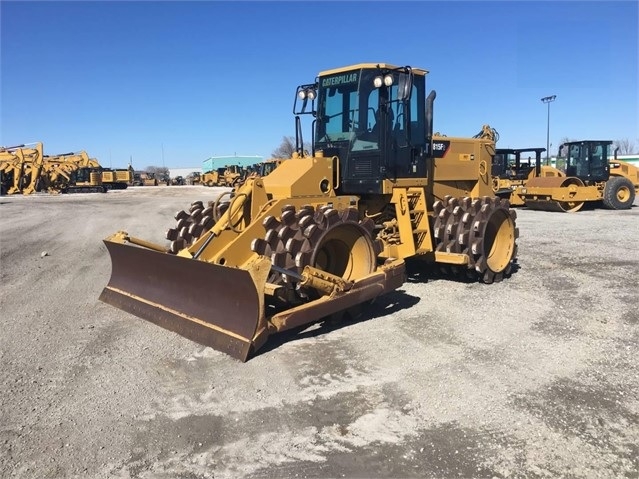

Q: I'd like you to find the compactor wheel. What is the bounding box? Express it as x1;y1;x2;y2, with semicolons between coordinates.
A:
165;200;229;254
525;199;584;213
602;176;635;210
557;200;585;213
433;196;518;283
251;205;382;301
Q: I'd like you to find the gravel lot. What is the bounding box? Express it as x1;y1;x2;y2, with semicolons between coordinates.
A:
1;186;638;479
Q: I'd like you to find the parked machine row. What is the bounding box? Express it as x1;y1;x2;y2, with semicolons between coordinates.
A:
0;142;133;195
201;160;284;188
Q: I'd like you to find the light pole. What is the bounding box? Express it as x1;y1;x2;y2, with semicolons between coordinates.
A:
541;95;556;165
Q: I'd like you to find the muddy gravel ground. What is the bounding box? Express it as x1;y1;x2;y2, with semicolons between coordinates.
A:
1;186;638;479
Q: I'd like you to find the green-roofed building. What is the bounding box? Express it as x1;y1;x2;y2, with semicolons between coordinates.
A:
203;155;263;173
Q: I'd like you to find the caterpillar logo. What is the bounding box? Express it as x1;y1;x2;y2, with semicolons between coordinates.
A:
321;73;359;87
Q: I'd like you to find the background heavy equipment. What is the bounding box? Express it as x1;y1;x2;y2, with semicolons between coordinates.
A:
141;172;159;186
202;165;249;187
170;175;186;185
100;168;132;190
201;168;224;186
220;164;246;186
257;158;285;177
100;62;519;361
39;150;107;194
0;144;113;194
157;173;171;185
515;140;639;212
186;172;202;185
0;143;44;195
491;147;559;205
64;166;108;193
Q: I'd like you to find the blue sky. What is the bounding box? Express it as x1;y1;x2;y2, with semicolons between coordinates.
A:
1;1;637;169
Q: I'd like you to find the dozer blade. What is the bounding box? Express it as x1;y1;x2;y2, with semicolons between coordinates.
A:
99;240;264;362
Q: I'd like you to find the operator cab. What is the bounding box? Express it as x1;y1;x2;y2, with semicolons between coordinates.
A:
492;148;546;180
294;63;429;195
560;140;611;183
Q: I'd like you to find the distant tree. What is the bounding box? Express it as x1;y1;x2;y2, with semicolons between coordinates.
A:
557;137;577;157
613;138;637;155
271;136;295;158
145;166;170;176
271;136;311;158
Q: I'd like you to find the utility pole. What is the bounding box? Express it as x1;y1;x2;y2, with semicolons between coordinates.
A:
541;95;557;165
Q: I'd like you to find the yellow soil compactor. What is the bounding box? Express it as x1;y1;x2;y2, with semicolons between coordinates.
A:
515;140;638;212
100;63;519;361
491;147;552;206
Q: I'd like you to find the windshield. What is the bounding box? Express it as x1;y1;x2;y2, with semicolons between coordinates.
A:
316;70;370;143
565;142;609;177
315;68;423;152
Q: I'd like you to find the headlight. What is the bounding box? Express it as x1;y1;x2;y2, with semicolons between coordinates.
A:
299;88;316;100
384;74;393;86
373;76;383;88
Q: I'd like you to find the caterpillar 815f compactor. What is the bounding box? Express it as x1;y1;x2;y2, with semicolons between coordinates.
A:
515;140;639;212
100;63;519;361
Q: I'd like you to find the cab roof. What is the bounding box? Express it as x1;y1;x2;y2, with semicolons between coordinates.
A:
318;63;428;77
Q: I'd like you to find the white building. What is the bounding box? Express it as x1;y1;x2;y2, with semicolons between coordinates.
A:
168;167;202;179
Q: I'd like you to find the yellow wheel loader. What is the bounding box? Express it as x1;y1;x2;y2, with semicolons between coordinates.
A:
515;140;639;212
202;168;224;186
258;158;285;177
220;165;246;187
100;63;519;361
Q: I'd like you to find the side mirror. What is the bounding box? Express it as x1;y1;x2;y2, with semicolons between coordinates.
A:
397;72;413;101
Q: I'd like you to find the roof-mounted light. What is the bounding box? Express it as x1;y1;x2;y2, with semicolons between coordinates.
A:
373;74;394;88
298;88;316;100
384;74;393;87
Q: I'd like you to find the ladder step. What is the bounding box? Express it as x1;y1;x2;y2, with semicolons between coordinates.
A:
413;228;429;234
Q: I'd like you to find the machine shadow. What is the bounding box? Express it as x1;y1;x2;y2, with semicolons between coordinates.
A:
253;289;422;358
253;255;522;359
403;257;521;284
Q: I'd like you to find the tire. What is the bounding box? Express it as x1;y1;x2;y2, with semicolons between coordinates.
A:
433;196;518;283
251;205;381;303
602;176;635;210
